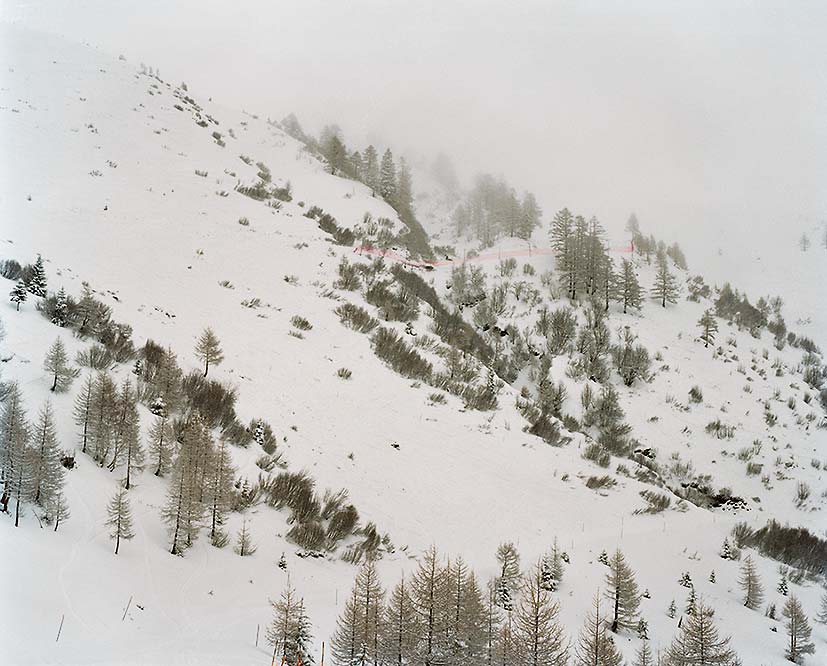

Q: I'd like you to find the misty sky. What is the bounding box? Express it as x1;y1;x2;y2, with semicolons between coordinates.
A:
3;1;826;248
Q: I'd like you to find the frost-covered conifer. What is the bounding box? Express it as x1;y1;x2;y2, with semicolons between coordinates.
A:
605;549;641;632
513;560;569;666
651;251;678;307
106;487;135;555
27;254;47;296
27;401;64;509
10;279;27;310
782;595;814;663
195;327;224;377
233;519;257;556
739;555;764;610
664;601;738;665
574;592;622;666
44;338;78;392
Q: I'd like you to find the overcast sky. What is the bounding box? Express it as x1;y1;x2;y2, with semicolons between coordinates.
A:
4;0;826;245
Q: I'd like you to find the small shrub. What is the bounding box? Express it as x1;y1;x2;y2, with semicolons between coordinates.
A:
583;442;610;468
585;475;616;490
237;216;250;226
75;344;113;370
688;386;703;404
636;490;672;514
372;328;432;381
337;367;352;380
291;315;313;331
336;303;379;334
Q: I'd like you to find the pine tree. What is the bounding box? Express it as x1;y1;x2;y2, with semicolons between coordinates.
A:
155;347;183;415
27;401;64;509
410;546;448;666
206;437;235;546
777;572;789;596
148;413;174;477
106;488;135;555
162;420;207;555
107;380;143;490
266;583;300;663
379;149;397;202
651;251;679;307
617;259;643;313
637;618;649;639
52;287;69;326
720;538;732;560
457;571;487;666
709;571;716;584
331;586;362;666
496;542;521;592
1;383;31;527
50;488;70;531
685;586;697;616
738;555;764;610
634;640;654;666
512;561;569;666
668;600;677;618
195;327;224;377
233;519;257;556
679;572;693;588
381;574;418;666
598;550;609;566
782;595;814;663
574;592;623;666
550;208;574;294
605;549;641;632
44;338;78;392
10;279;27;310
395;157;413;213
664;601;738;666
364;145;380;194
293;599;315;665
485;583;503;666
27;254;47;296
816;590;827;625
518;192;542;240
73;374;94;454
698;310;718;348
89;371;117;464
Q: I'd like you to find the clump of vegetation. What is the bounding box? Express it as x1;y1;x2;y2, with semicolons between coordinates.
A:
337;367;352;380
335;303;378;333
585;475;616;490
371;328;432;381
688;385;703;404
291;315;313;331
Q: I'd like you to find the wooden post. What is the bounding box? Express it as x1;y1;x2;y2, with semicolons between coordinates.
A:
121;595;132;622
55;614;65;643
320;641;325;666
256;624;259;647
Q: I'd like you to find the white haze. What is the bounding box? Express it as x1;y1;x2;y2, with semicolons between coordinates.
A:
3;0;826;337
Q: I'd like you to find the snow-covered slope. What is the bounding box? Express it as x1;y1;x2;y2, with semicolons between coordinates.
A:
1;23;826;666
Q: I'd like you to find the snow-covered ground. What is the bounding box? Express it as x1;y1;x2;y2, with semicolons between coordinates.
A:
1;22;826;666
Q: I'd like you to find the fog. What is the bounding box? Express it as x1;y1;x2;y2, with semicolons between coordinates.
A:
5;1;827;256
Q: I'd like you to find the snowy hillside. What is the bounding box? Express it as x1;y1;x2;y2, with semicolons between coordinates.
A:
1;23;826;666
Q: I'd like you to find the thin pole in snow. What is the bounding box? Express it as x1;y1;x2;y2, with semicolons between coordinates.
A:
121;595;132;622
55;614;65;643
256;624;260;647
320;641;325;666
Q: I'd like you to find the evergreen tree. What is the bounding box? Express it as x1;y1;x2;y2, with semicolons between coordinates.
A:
496;542;521;593
233;519;257;556
27;254;47;296
777;572;789;596
89;371;117;465
685;586;697;616
720;538;732;560
106;487;135;555
605;549;641;632
512;561;569;666
668;600;677;618
195;327;224;377
162;419;208;554
617;259;643;313
73;374;94;454
709;571;716;584
379;149;397;202
10;279;27;310
51;287;69;326
634;640;654;666
738;555;764;610
381;574;418;666
550;208;575;295
410;546;448;666
664;601;738;666
44;338;78;392
266;583;310;665
1;383;31;527
331;586;361;666
148;413;174;477
782;595;814;663
107;380;143;490
155;347;183;415
395;157;413;213
574;592;623;666
698;310;718;348
206;437;235;546
518;192;542;240
50;488;70;531
363;145;380;194
27;401;64;509
816;590;827;625
651;251;679;307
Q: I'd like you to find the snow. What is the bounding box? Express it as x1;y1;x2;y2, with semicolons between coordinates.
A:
1;22;826;666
